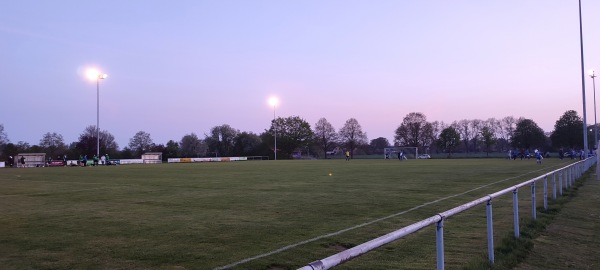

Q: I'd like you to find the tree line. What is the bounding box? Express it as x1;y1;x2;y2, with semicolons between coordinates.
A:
0;110;595;161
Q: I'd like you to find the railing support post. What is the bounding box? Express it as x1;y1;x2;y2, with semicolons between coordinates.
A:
565;167;571;190
569;167;573;187
486;199;494;264
543;176;548;210
560;171;564;195
513;189;520;238
531;183;536;220
552;172;557;200
565;168;569;189
436;219;444;270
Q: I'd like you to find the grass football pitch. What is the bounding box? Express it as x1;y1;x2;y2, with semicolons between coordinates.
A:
0;158;582;269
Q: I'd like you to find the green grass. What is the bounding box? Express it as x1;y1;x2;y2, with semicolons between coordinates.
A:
0;158;586;269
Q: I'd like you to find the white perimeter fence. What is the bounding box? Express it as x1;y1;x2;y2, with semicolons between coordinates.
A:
299;157;597;270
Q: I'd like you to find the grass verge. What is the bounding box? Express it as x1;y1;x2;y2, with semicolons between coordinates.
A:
465;170;600;270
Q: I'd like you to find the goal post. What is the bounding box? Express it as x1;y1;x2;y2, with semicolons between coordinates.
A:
383;147;419;159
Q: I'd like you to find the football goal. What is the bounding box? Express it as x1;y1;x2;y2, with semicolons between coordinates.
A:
383;147;419;159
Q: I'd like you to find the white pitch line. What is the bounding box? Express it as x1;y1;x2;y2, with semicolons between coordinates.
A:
213;165;558;270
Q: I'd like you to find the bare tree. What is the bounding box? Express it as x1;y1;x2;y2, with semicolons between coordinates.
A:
128;131;154;157
394;112;431;148
454;119;472;153
339;118;368;158
313;117;338;158
469;119;483;152
500;116;517;147
39;132;67;158
76;125;119;156
484;118;503;151
429;121;446;153
0;123;9;155
0;124;8;146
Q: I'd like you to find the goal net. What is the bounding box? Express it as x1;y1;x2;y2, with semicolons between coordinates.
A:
383;147;419;159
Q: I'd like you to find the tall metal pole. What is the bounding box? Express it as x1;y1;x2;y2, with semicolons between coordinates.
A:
591;71;598;149
273;105;277;160
579;0;589;151
96;77;100;158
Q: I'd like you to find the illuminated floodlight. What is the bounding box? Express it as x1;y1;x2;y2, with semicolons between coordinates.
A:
86;68;108;81
268;97;279;107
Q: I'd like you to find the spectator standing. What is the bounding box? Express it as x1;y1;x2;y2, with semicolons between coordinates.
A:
558;148;564;160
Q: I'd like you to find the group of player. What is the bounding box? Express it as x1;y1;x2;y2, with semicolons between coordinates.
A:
509;148;596;165
383;150;407;160
508;149;545;164
557;148;594;160
77;154;112;166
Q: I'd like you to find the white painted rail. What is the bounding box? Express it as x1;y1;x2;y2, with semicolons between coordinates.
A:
299;157;596;270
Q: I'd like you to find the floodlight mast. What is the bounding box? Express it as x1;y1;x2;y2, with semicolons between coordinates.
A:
590;69;597;149
94;72;107;158
268;97;279;160
578;0;588;151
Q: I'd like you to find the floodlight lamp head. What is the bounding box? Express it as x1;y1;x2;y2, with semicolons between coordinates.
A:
268;97;279;107
100;74;108;79
589;69;596;78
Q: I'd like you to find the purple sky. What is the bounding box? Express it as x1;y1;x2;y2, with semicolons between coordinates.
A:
2;1;600;148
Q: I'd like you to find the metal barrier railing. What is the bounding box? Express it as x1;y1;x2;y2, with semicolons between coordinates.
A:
298;157;596;270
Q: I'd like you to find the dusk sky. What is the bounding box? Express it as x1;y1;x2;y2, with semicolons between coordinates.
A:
2;1;600;148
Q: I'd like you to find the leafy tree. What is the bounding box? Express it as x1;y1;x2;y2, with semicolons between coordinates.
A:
1;143;17;164
232;132;262;156
165;140;180;158
39;132;67;159
120;147;134;159
204;124;239;157
313;118;338;158
339;118;368;158
150;144;167;161
394;112;432;148
180;133;205;157
437;127;461;158
480;126;497;157
369;137;390;155
511;118;546;150
550;110;583;150
76;125;119;157
267;116;314;159
128;131;154;157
